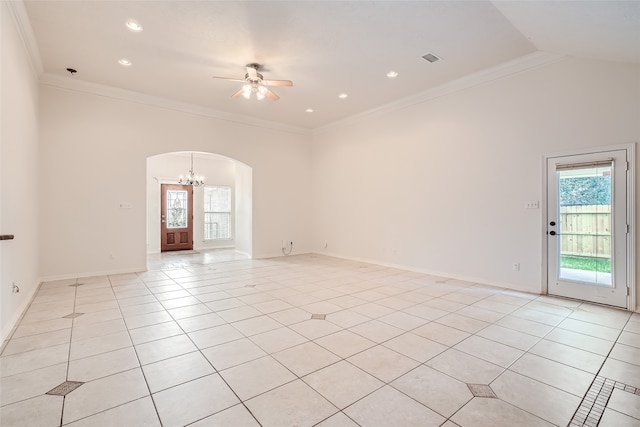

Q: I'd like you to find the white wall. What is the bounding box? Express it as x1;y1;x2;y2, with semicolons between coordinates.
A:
235;161;253;257
1;2;41;341
39;86;312;279
146;152;240;253
312;57;640;307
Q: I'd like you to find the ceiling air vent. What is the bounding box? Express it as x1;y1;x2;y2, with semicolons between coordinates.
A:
422;52;441;63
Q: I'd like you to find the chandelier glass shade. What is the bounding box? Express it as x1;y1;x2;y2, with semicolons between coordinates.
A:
178;153;204;187
242;82;267;100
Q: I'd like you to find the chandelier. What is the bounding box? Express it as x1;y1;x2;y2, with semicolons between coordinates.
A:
178;153;204;187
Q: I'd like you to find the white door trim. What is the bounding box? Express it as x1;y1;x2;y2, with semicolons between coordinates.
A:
542;143;636;311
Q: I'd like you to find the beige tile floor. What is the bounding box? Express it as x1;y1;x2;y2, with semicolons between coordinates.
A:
1;251;639;426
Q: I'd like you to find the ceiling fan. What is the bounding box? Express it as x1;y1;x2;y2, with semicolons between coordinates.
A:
212;63;293;101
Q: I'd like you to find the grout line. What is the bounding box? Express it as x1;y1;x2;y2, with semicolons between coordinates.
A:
107;274;165;427
58;277;81;426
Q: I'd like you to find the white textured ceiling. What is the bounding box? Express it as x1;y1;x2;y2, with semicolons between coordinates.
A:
20;1;640;130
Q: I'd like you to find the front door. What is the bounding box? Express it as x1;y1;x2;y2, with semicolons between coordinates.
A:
546;149;629;308
161;184;193;252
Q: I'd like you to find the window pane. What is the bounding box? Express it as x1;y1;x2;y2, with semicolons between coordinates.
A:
167;190;188;229
557;165;612;285
205;187;231;212
204;186;231;240
204;213;230;239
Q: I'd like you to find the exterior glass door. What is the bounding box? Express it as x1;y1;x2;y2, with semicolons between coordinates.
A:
547;150;628;308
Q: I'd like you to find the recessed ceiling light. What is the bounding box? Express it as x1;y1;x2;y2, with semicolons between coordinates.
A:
338;93;348;99
305;108;314;113
118;58;132;66
125;20;143;32
386;71;398;78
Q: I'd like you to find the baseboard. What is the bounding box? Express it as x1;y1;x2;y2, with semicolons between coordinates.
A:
195;244;236;251
234;249;252;259
1;281;41;347
254;251;310;259
38;265;147;283
314;250;540;296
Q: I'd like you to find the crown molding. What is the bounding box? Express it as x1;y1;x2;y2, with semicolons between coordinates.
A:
313;51;565;135
39;73;312;137
38;51;562;138
5;0;43;76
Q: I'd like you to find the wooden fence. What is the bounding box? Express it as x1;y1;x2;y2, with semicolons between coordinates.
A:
559;205;611;259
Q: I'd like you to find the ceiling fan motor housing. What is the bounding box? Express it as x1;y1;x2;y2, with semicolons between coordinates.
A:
245;72;264;82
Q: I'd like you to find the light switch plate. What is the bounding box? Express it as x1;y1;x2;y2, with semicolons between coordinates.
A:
525;201;539;209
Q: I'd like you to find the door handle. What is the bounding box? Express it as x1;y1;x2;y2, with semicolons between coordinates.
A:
549;231;556;236
0;234;14;240
549;221;556;226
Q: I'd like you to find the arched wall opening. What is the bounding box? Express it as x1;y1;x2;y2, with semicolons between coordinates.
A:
38;84;312;280
146;151;253;259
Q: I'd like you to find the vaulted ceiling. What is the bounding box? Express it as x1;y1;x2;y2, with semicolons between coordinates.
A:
18;1;640;130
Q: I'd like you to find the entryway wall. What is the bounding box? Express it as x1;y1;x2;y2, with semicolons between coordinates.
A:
38;84;313;280
146;152;247;254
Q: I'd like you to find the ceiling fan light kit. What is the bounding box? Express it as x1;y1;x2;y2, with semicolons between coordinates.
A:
212;63;292;101
242;83;268;100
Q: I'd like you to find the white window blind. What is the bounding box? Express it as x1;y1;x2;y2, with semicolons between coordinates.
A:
204;186;231;240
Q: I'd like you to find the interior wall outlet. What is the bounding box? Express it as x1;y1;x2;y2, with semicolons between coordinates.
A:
512;262;520;271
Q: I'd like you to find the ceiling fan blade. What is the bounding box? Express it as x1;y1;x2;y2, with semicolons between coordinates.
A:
212;76;247;83
262;79;293;87
231;88;245;98
264;88;279;101
246;66;258;80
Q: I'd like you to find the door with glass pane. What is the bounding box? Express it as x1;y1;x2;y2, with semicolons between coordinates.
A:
547;150;628;308
161;184;193;252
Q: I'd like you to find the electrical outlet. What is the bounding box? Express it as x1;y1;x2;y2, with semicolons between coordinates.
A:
512;262;520;271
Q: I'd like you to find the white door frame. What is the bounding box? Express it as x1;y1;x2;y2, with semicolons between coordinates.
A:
542;143;636;311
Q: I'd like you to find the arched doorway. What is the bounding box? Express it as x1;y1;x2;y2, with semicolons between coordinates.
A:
146;152;253;266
